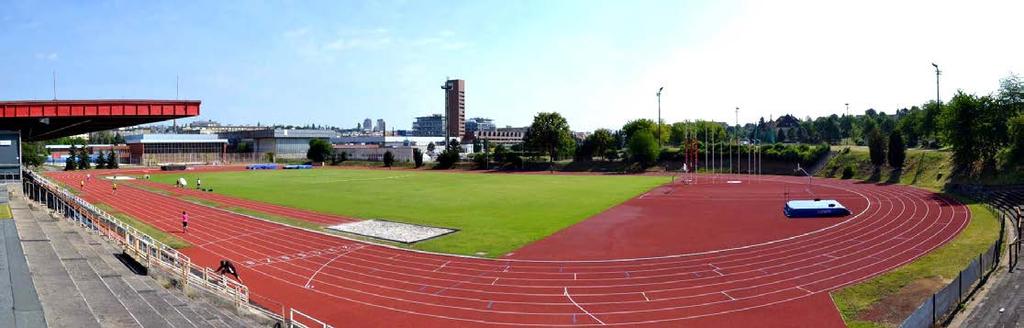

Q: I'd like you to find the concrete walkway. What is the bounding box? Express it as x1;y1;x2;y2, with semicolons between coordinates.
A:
960;269;1023;327
9;186;267;328
0;190;47;327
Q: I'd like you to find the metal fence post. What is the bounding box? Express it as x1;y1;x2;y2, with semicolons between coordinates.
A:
957;271;962;304
931;293;937;325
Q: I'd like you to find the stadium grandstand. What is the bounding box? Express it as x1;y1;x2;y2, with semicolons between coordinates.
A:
124;133;228;165
0;99;199;181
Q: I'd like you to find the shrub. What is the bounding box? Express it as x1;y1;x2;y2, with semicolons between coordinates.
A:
604;149;620;161
473;152;489;169
383;151;394;167
413;148;424;168
64;157;76;171
841;165;855;179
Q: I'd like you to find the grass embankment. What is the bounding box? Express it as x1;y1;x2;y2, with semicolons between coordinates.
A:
818;147;1001;327
0;204;11;219
151;169;667;257
94;203;192;249
818;146;952;192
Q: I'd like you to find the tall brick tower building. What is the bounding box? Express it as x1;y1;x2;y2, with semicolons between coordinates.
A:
441;79;465;139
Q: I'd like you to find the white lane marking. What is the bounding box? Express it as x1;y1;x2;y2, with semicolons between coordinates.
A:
564;287;606;325
304;245;364;288
641;292;651;302
797;286;812;294
721;291;736;300
434;260;450;272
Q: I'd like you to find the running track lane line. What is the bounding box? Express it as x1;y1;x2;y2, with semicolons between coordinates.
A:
304;245;365;288
564;287;606;325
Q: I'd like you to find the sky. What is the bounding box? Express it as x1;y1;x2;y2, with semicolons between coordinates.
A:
1;0;1022;131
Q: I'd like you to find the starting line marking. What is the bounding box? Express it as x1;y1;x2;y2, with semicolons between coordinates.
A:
722;291;736;301
564;287;606;325
797;286;813;294
641;292;651;302
434;260;450;272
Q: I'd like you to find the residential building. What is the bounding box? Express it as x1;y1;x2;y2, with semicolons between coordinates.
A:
465;117;496;134
412;114;444;136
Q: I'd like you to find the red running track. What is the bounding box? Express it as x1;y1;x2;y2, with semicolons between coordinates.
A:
47;171;969;327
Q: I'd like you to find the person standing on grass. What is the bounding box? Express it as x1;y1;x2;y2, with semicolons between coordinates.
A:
196;178;201;190
181;211;189;233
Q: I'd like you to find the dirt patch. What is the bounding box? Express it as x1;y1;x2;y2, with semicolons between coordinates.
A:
859;276;946;325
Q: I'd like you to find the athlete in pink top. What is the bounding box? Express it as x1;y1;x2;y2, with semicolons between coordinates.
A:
181;211;189;233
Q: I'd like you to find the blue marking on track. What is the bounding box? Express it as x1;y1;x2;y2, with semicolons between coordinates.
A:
486;301;494;309
625;271;631;278
572;313;577;324
418;286;426;292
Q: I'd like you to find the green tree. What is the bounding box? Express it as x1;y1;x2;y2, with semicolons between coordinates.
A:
944;91;981;173
107;150;119;169
589;129;615;160
413;148;424;168
20;142;47;167
94;150;107;168
887;131;906;170
64;157;76;171
1005;113;1024;166
383;151;394;167
523;112;574;162
306;139;333;163
627;129;659;168
436;139;461;168
867;130;886;169
78;147;91;169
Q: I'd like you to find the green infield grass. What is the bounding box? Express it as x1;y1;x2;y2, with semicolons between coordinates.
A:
150;169;668;256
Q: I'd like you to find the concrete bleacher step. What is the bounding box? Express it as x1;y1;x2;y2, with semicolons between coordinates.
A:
12;205;104;328
12;193;268;328
78;230;255;327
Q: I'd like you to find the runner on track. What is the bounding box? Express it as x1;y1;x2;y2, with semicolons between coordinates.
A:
111;182;117;195
80;180;85;189
181;211;189;233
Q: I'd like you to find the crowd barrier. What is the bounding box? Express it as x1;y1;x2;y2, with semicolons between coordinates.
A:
20;169;333;328
283;164;313;169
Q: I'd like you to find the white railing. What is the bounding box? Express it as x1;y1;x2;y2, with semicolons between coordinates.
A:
290;308;334;328
22;170;333;327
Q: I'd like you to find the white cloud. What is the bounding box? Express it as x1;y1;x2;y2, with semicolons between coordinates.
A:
34;52;58;61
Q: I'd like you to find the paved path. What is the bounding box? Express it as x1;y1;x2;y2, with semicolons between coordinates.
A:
960;269;1023;327
0;189;46;328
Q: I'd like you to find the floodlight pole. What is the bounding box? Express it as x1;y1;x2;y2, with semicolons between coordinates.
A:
735;107;740;174
441;80;452;146
932;63;941;105
657;87;664;149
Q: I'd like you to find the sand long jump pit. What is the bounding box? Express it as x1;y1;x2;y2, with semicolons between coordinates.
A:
327;220;457;243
